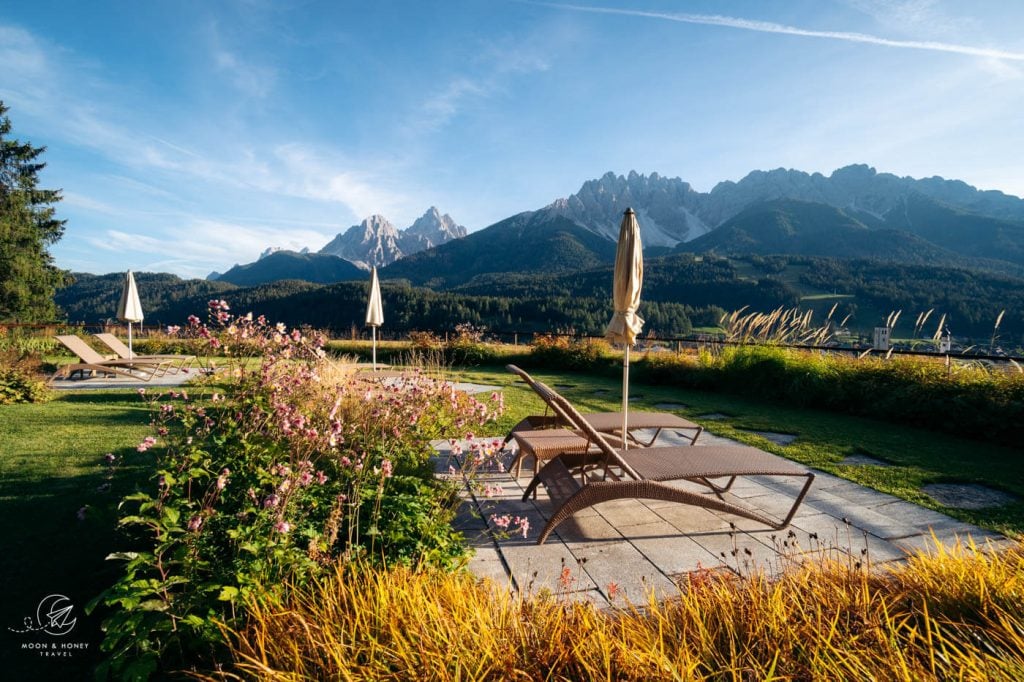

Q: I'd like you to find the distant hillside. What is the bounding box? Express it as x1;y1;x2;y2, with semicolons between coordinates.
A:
214;251;366;286
452;253;799;312
56;272;235;323
684;199;961;264
53;253;1024;342
381;212;617;288
882;193;1024;266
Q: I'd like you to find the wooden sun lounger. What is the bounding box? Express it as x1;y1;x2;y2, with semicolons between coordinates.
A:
519;379;815;545
504;364;703;447
50;335;168;383
93;333;196;373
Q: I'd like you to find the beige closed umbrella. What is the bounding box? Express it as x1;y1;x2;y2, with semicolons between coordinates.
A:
365;266;384;370
604;208;644;449
117;270;144;360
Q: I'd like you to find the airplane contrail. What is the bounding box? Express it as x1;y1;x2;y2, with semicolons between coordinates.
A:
531;2;1024;62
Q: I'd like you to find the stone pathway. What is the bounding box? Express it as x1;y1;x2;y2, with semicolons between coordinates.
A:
433;428;1010;607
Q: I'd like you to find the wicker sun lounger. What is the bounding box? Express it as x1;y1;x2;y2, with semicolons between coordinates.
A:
93;333;196;373
50;335;168;383
505;364;703;447
520;380;815;545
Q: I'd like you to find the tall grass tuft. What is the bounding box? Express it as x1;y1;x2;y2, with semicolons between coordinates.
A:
719;305;837;346
210;539;1024;681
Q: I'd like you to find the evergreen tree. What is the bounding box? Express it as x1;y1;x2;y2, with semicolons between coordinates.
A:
1;100;69;321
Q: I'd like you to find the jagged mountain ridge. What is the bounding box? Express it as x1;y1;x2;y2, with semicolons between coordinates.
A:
545;165;1024;246
319;207;466;269
208;165;1024;288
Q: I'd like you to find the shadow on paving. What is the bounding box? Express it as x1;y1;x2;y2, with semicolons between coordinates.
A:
434;436;1011;608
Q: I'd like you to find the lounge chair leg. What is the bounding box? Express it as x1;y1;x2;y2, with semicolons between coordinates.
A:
778;473;816;528
522;475;543;501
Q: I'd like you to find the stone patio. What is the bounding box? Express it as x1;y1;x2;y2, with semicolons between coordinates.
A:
432;428;1010;607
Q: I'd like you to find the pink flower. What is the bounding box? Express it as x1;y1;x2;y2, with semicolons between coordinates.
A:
274;521;290;534
315;470;328;485
381;459;393;478
104;453;116;465
299;471;314;487
188;515;203;531
263;494;280;508
136;436;157;452
216;469;230;490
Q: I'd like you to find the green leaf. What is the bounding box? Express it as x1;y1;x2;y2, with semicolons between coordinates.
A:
218;586;240;601
105;551;140;561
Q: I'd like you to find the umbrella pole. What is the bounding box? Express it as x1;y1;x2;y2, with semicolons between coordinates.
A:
128;322;134;360
372;326;377;371
622;344;630;451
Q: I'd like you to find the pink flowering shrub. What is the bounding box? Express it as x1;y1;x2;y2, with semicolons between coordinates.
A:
88;302;502;679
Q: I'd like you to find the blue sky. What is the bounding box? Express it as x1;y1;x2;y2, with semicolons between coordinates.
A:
3;0;1023;278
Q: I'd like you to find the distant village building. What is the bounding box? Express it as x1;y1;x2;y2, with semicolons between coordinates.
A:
939;327;952;353
873;327;891;351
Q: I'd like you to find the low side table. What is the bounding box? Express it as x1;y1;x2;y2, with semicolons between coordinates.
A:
510;428;591;481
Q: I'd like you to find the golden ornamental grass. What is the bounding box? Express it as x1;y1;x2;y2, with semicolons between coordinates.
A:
205;539;1024;681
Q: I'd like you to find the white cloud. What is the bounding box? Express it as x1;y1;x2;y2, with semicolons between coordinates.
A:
400;40;552;136
844;0;970;38
536;2;1024;62
214;48;276;98
87;216;340;279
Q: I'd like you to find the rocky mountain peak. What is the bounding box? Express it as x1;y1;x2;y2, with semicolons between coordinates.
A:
319;208;466;269
404;206;467;248
543;171;710;247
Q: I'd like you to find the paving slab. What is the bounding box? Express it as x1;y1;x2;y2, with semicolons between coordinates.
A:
841;453;894;467
439;435;1007;604
570;540;680;602
921;483;1019;509
741;429;799;446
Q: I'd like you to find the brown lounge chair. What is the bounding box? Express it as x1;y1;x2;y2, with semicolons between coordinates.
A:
50;335;168;383
93;333;196;373
520;379;815;545
504;364;702;463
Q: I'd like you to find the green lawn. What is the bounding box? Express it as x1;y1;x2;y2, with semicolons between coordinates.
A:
2;366;1021;678
0;390;153;678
